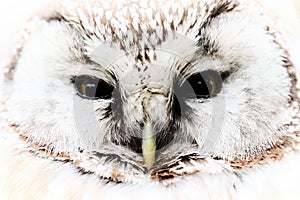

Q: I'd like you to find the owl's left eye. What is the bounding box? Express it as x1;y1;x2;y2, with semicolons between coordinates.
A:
74;75;114;100
178;70;222;99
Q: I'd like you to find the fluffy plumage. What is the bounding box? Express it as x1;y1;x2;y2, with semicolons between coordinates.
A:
1;0;300;199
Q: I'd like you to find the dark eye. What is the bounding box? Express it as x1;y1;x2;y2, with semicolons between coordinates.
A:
74;75;114;100
179;70;222;99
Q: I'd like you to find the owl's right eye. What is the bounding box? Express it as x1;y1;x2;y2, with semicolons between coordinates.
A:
74;76;114;100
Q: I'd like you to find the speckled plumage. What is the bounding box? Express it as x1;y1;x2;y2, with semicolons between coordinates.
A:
1;0;300;199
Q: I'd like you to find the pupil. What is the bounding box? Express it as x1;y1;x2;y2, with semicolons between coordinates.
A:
96;80;114;99
176;70;221;100
188;74;211;98
75;76;114;100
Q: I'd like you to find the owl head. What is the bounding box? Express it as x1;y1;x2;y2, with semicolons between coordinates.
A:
2;0;297;182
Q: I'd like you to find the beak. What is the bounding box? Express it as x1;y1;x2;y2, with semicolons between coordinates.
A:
142;121;156;170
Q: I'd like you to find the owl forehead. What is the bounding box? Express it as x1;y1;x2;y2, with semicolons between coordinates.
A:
59;0;238;57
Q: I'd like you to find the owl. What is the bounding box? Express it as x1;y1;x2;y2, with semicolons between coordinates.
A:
1;0;300;199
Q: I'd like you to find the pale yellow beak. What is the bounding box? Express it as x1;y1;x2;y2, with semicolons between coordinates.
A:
142;121;156;170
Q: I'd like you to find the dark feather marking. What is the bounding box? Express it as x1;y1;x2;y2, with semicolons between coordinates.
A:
220;69;234;80
150;153;204;182
200;1;239;34
196;1;239;55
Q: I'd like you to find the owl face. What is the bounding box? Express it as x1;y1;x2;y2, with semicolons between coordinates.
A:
5;0;293;177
